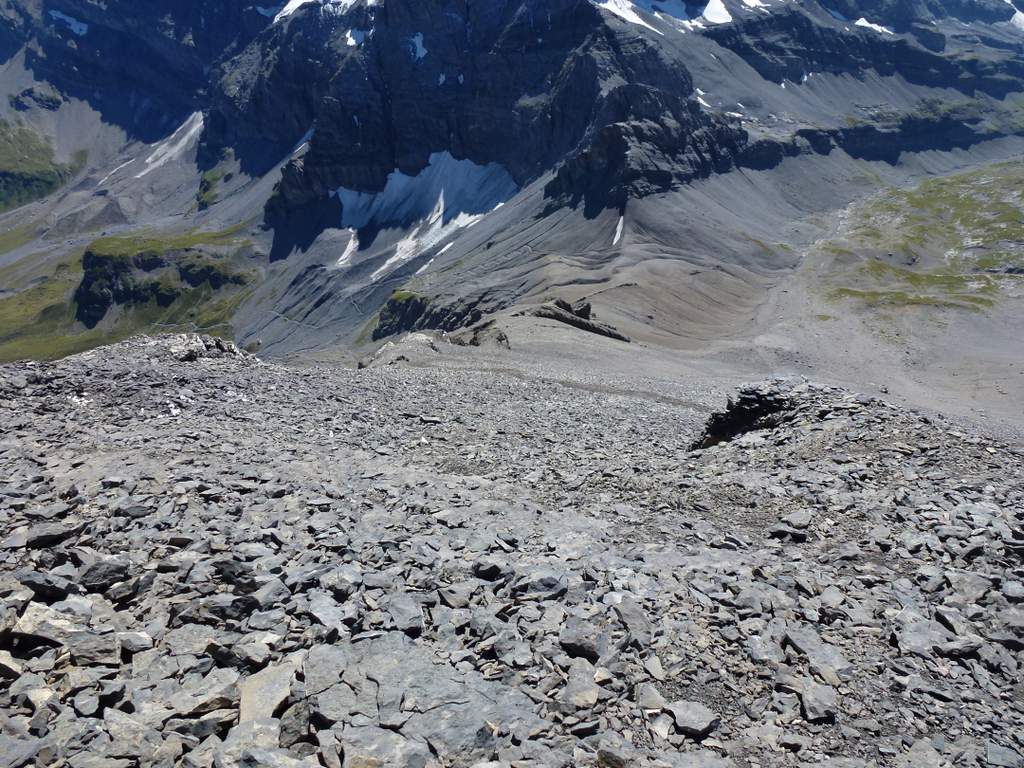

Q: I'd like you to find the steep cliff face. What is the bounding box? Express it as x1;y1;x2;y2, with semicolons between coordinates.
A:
2;0;271;138
703;3;1024;96
203;0;749;223
196;0;1024;236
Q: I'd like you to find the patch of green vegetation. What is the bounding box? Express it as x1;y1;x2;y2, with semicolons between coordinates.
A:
974;252;1022;272
373;289;430;340
87;223;249;259
906;94;1024;135
826;257;1010;313
197;169;225;210
0;121;83;212
820;244;856;258
855;161;1024;259
0;225;257;362
741;235;795;257
0;121;55;174
860;259;1002;294
910;97;976;123
0;222;36;255
829;287;995;310
70;149;88;172
859;167;884;187
818;158;1024;314
353;313;379;346
0;256;89;361
388;289;420;304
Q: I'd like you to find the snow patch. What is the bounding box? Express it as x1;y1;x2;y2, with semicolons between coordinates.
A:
414;242;453;275
334;152;517;281
409;33;427;60
271;0;370;24
48;10;88;36
135;112;204;179
345;29;368;46
593;0;663;34
612;216;625;246
702;0;732;24
854;17;894;35
292;127;315;154
96;159;134;188
274;0;316;21
1003;0;1024;31
592;0;732;32
336;230;360;268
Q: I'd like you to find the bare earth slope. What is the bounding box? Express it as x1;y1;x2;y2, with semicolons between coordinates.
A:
0;335;1022;767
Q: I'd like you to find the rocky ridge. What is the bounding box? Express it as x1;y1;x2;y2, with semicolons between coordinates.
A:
0;0;270;139
0;334;1022;767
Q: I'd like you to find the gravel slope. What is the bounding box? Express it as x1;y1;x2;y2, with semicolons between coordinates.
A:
1;335;1022;767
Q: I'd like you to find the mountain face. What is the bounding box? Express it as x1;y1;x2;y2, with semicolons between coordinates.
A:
0;1;271;139
1;0;1024;360
205;0;1024;235
207;0;746;217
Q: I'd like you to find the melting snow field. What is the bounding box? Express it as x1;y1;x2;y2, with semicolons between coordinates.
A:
409;33;428;60
333;153;517;279
264;0;372;24
135;113;204;179
854;17;895;35
591;0;742;31
48;10;88;36
702;0;732;24
1003;0;1024;31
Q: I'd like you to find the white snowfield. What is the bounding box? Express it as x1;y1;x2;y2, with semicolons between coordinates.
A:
333;152;517;280
1004;0;1024;31
591;0;803;31
854;17;895;35
48;10;88;36
260;0;375;24
135;112;205;180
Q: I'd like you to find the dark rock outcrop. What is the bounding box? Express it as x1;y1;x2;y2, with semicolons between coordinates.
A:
691;382;799;449
531;298;631;343
372;290;431;340
73;249;247;329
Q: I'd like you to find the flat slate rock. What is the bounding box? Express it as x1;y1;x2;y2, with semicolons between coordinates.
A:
0;336;1021;768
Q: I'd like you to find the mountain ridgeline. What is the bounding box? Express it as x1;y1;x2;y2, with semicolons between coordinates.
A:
0;0;1023;357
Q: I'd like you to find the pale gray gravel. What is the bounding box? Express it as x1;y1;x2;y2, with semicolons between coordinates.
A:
0;335;1022;768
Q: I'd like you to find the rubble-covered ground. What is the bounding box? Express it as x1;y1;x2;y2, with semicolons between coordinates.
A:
0;335;1022;768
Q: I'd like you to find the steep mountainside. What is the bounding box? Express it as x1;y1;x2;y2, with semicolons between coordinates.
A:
0;0;1023;368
